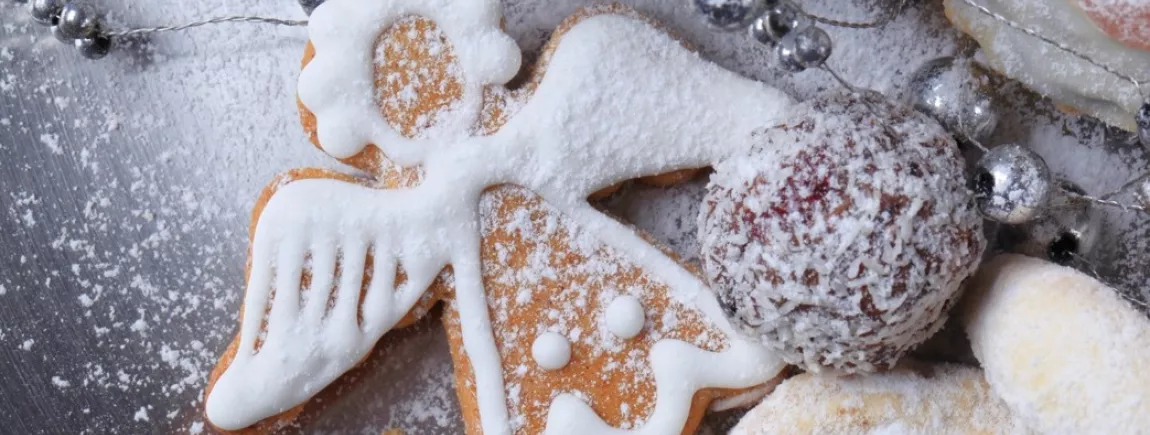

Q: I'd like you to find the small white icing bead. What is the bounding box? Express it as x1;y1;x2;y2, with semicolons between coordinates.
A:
532;332;572;371
605;295;646;340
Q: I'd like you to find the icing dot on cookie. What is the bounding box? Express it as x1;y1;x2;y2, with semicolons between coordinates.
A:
605;295;646;340
532;332;571;371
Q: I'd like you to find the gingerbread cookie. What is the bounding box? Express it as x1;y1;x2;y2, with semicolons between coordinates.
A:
204;0;795;433
731;361;1032;434
945;0;1150;131
962;254;1150;434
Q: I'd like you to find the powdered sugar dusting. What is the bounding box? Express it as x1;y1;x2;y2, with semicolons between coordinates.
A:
700;91;985;373
731;362;1032;435
3;0;1150;432
477;186;727;432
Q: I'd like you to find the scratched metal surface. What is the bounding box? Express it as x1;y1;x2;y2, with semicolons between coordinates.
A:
2;0;1149;434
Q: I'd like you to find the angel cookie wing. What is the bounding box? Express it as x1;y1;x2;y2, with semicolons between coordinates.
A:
206;173;459;430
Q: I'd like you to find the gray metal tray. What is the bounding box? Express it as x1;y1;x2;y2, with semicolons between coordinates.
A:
2;0;1147;433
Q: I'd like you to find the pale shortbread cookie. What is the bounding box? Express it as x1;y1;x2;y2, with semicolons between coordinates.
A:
731;362;1032;435
963;254;1150;434
944;0;1150;131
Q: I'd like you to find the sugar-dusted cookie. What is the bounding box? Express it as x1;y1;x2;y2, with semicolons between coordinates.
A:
204;0;795;433
731;361;1033;435
944;0;1150;131
963;254;1150;434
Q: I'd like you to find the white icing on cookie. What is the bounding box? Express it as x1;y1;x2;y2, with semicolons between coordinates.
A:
299;0;522;162
207;1;793;433
532;332;572;371
605;295;645;340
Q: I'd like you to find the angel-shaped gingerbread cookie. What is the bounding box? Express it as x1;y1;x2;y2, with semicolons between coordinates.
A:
203;0;794;433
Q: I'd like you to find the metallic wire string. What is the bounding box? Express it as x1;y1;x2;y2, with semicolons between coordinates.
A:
958;0;1145;98
803;0;910;29
1071;252;1150;311
105;16;307;38
1066;191;1148;214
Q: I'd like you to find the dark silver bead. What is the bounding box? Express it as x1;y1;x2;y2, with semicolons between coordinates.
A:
75;35;111;60
906;57;1000;145
57;2;101;40
749;1;808;45
1135;177;1150;209
299;0;325;15
29;0;64;26
775;26;831;71
1137;102;1150;149
971;144;1054;224
999;181;1101;265
51;24;71;43
694;0;770;31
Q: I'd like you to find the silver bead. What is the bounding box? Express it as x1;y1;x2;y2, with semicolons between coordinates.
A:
56;2;101;41
906;57;1000;145
694;0;771;31
51;24;71;43
29;0;64;26
775;26;831;71
75;35;111;60
999;181;1101;265
1135;177;1150;209
299;0;325;15
971;144;1054;224
1137;103;1150;149
749;1;808;45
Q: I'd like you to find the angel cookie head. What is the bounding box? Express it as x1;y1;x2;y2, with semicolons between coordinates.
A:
202;0;795;433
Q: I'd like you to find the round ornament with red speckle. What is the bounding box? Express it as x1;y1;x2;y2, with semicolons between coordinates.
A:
699;90;986;374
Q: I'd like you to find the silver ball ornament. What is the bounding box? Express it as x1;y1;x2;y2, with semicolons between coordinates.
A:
999;181;1101;265
75;35;111;60
51;24;72;43
1137;102;1150;149
299;0;326;15
1135;177;1150;209
971;144;1054;224
775;25;832;71
694;0;770;31
906;57;1000;144
749;1;808;45
29;0;65;26
56;2;101;40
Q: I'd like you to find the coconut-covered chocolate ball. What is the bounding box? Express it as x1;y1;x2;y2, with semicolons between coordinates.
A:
699;91;986;374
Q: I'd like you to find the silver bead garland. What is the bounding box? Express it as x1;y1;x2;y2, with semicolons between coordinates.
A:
905;57;1000;145
1138;103;1150;150
1136;178;1150;210
972;144;1054;224
1000;181;1101;265
694;0;771;31
22;0;316;60
748;1;808;45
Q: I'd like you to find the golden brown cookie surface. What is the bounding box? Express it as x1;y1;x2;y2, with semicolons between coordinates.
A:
206;3;793;433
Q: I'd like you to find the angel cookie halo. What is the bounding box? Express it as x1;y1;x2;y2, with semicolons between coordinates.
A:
203;0;794;433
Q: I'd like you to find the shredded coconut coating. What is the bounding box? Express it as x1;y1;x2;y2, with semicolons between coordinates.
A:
699;91;986;373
